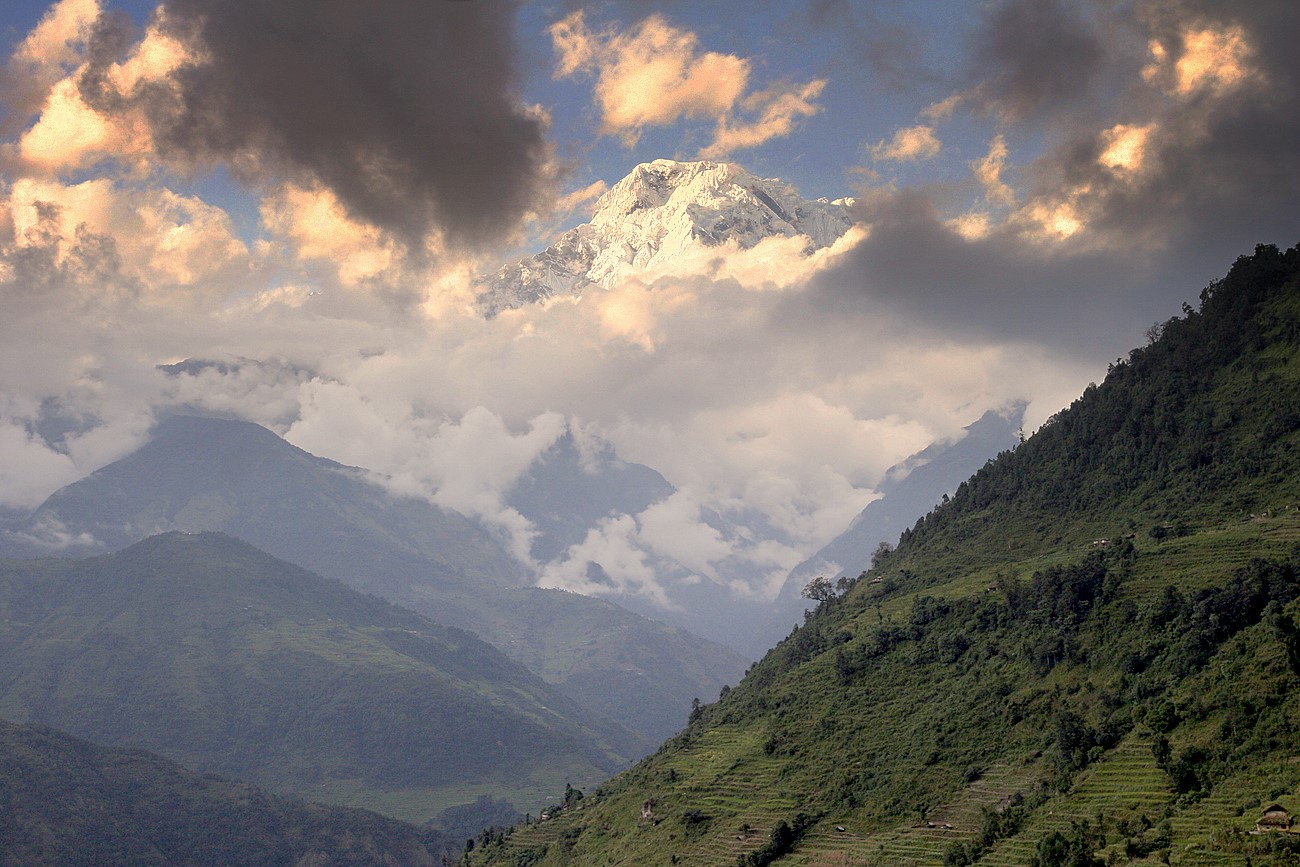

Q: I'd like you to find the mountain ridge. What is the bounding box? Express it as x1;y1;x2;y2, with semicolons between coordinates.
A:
768;406;1024;633
474;159;854;315
0;717;454;866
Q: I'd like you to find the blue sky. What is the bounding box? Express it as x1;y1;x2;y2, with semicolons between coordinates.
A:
1;0;1297;608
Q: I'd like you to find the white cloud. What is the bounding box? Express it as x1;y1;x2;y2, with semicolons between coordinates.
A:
285;386;565;563
1097;122;1156;174
550;10;749;146
554;180;609;218
870;124;941;162
635;492;732;579
260;184;398;287
1143;25;1256;97
538;513;672;607
550;10;823;156
2;0;101;132
16;12;194;176
972;134;1014;208
7;177;248;291
702;79;827;159
0;396;152;511
0;417;83;509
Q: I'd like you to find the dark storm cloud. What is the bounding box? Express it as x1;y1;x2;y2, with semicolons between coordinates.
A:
794;0;944;92
1013;0;1300;256
801;0;1300;361
969;0;1114;121
79;0;549;248
802;190;1159;359
1103;0;1300;241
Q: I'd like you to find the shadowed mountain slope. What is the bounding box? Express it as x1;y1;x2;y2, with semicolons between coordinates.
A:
5;413;527;597
769;406;1023;637
0;718;454;866
506;430;675;564
0;532;626;820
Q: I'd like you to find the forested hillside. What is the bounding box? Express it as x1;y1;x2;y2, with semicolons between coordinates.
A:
0;719;453;866
0;532;626;823
467;244;1300;866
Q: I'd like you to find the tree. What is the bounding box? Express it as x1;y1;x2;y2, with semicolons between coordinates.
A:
801;576;836;603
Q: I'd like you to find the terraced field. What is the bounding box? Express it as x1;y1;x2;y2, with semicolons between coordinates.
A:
787;761;1042;866
978;735;1172;866
1165;770;1300;866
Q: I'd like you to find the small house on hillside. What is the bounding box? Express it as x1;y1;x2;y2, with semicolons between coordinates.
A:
1255;804;1294;833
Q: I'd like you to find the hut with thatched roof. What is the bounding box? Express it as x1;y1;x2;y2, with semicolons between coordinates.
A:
1255;803;1293;833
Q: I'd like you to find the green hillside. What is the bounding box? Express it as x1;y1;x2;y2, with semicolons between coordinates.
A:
466;244;1300;866
0;719;452;866
0;532;626;823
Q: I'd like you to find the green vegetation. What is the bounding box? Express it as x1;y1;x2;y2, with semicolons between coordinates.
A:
465;244;1300;865
0;718;452;865
0;532;625;822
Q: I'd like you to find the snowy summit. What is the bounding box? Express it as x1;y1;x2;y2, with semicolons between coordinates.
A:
475;159;855;315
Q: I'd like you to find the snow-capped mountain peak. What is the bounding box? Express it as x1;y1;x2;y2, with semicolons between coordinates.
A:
474;159;855;315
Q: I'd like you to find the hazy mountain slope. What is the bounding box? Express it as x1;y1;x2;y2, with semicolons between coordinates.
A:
466;587;745;745
0;416;745;750
3;414;527;598
506;431;675;564
770;407;1024;632
0;719;452;866
467;245;1300;867
474;159;853;315
0;532;626;820
503;434;771;674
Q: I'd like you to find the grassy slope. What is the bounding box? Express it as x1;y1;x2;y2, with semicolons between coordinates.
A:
467;245;1300;867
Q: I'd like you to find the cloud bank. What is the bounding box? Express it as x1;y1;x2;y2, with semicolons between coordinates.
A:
1;0;1298;617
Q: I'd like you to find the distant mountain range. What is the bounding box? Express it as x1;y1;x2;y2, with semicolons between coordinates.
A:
1;402;1025;666
474;159;854;314
0;414;745;753
0;157;1071;856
